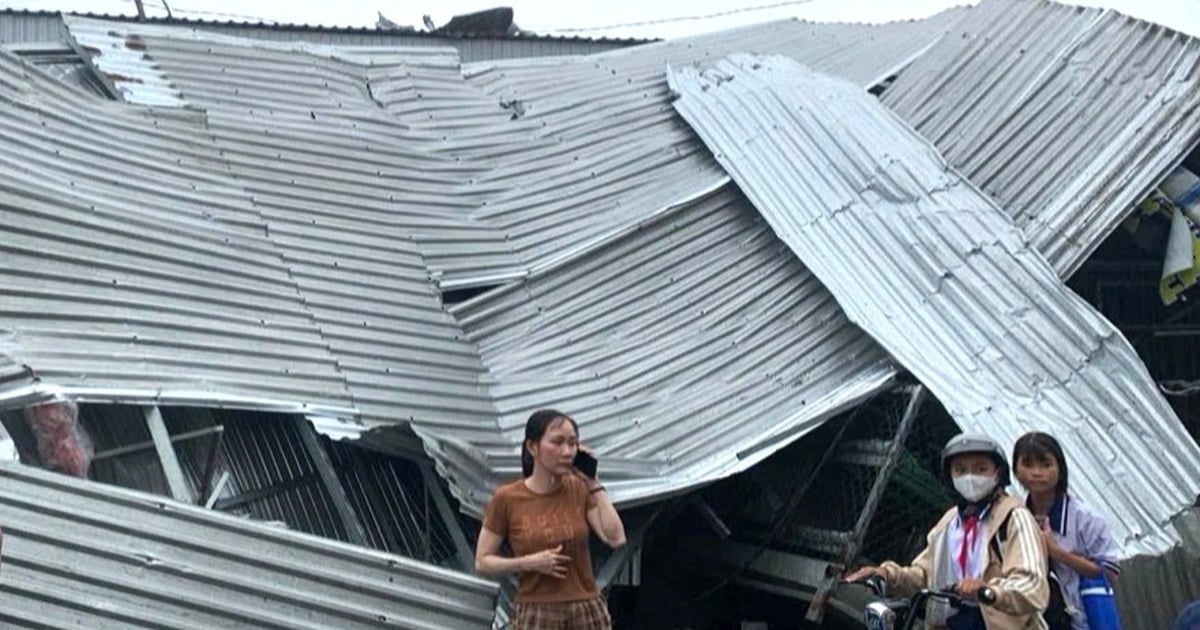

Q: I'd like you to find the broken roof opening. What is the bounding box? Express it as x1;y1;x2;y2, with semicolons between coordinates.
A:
866;74;897;97
441;283;504;306
618;384;962;626
5;42;113;99
0;401;497;626
0;402;474;568
1069;182;1200;446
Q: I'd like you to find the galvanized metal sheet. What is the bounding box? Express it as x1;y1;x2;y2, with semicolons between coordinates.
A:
668;53;1200;557
0;48;354;417
445;10;969;287
57;20;514;432
2;9;638;60
882;0;1200;278
0;461;498;628
432;187;897;513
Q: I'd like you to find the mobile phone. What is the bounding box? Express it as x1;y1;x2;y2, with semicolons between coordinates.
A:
573;450;598;478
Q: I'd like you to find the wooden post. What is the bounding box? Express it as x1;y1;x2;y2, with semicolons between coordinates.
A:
143;406;194;503
294;417;369;546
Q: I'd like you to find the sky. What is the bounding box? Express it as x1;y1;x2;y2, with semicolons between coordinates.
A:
1;0;1199;40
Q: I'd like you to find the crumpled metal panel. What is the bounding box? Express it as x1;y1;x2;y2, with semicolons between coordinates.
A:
0;462;497;628
439;11;968;288
49;16;928;510
0;48;354;417
66;16;187;107
668;54;1200;557
58;19;512;431
882;0;1200;278
431;188;896;514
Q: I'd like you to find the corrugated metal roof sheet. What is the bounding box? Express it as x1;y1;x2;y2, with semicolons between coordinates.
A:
668;53;1200;556
0;461;497;628
38;15;948;481
0;47;354;416
62;12;970;293
446;10;971;286
61;18;514;431
2;9;642;59
0;9;62;43
427;187;897;513
882;0;1200;278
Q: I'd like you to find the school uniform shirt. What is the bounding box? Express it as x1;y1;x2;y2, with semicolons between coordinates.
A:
1028;493;1121;630
879;493;1049;630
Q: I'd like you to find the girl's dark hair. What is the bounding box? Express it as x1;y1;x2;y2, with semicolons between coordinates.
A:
1013;431;1069;494
521;409;578;477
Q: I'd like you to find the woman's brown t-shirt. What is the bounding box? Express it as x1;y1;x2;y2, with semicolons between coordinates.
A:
482;475;598;603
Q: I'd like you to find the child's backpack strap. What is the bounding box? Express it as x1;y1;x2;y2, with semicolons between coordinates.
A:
989;509;1013;561
989;504;1074;630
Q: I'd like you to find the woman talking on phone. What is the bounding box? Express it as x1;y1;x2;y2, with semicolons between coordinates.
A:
475;409;627;630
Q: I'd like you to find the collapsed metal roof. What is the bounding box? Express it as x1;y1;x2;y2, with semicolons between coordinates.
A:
428;187;897;510
0;0;1193;583
668;53;1200;556
14;12;964;513
0;47;355;416
0;461;497;628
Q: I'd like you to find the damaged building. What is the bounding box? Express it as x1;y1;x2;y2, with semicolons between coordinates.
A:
0;0;1196;628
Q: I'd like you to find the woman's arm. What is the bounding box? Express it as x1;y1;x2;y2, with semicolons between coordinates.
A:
474;526;571;578
584;479;626;549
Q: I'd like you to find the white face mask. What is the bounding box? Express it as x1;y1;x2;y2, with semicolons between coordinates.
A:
953;474;997;502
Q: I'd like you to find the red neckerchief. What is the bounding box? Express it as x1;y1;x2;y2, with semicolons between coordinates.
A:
957;513;980;576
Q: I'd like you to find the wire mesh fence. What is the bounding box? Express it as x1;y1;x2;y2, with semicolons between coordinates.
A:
698;384;961;567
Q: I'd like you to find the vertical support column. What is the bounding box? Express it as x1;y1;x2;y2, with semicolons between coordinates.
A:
294;416;369;547
805;385;927;622
144;406;194;503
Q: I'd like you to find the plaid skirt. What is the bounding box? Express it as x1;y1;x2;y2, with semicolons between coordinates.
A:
512;595;611;630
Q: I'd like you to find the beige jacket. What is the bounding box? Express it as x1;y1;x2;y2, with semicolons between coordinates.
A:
879;494;1049;630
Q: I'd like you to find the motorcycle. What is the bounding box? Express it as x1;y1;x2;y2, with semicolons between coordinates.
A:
850;575;997;630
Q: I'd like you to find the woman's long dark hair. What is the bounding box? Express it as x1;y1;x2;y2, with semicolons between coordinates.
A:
521;409;578;477
1013;431;1070;495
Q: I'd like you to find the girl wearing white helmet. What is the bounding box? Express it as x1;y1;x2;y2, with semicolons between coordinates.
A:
845;433;1050;629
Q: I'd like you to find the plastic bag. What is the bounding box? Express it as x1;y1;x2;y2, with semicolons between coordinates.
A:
25;398;93;478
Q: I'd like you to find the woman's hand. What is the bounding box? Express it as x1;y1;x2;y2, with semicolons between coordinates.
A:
524;544;571;578
843;566;883;582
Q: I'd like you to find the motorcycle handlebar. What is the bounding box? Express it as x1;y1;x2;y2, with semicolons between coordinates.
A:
845;574;996;606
